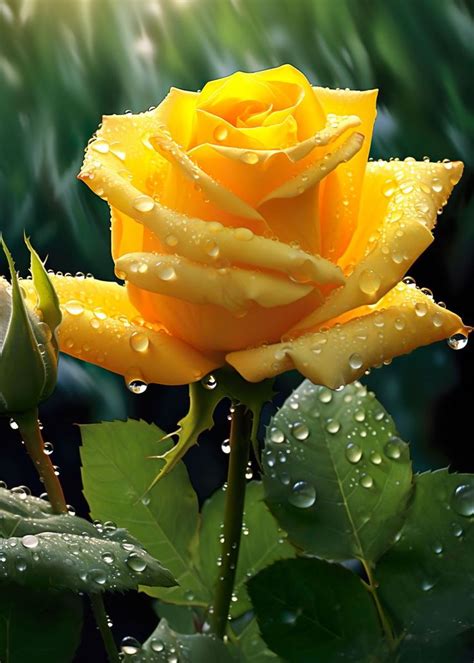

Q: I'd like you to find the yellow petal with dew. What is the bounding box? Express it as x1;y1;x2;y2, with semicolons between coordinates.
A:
227;283;466;387
116;252;315;315
21;275;220;386
79;163;345;287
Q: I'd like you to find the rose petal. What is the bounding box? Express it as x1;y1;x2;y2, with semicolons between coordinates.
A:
150;127;265;223
315;87;378;261
116;251;316;314
287;158;463;336
79;161;344;286
21;275;220;386
227;283;465;387
258;132;364;203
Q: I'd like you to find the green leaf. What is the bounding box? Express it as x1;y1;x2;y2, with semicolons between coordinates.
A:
80;419;208;605
154;602;198;635
233;617;281;661
24;235;61;341
0;584;82;663
247;558;384;663
263;380;413;562
0;486;139;544
377;469;474;650
148;370;274;486
0;531;175;593
198;482;295;618
124;619;233;662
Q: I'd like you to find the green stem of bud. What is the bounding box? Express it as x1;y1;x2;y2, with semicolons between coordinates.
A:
15;408;67;515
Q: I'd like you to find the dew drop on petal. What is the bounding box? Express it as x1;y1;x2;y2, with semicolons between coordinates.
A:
358;269;381;296
384;436;405;460
269;427;285;444
349;353;363;370
64;300;84;316
129;332;149;353
213;125;229;142
241;151;259;165
447;333;468;351
133;195;155;213
326;419;341;435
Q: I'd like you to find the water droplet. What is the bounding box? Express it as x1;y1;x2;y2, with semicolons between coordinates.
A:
451;484;474;517
88;569;107;585
318;388;332;404
92;138;110;154
150;638;165;653
241;151;259;165
432;542;443;555
221;439;230;454
9;418;19;430
234;227;254;241
16;559;27;572
102;552;115;565
204;240;220;258
269;427;285;444
326;419;341;434
447;332;468;350
129;331;149;353
11;486;30;500
126;378;148;394
431;178;443;193
165;234;178;247
121;637;141;655
133;195;155;213
384;436;405;460
126;552;147;572
451;522;463;538
394;316;406;331
202;374;217;390
414;302;428;317
421;579;435;592
292;423;310;441
382;180;395;197
289;481;316;508
359;269;381;296
64;300;84;316
349;353;363;370
37;322;52;342
359;474;374;489
370;451;382;465
21;534;39;549
354;408;365;422
432;312;443;328
345;443;363;464
213;125;229;142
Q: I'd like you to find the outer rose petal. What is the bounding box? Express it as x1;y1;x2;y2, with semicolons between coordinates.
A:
21;275;220;386
227;283;466;388
116;252;315;314
289;159;464;336
315;87;378;261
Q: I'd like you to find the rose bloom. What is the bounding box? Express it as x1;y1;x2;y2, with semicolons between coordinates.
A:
24;65;467;389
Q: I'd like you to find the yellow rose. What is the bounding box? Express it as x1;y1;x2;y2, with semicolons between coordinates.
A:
25;65;468;388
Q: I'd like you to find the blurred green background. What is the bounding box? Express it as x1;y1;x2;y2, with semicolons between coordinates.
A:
0;0;473;654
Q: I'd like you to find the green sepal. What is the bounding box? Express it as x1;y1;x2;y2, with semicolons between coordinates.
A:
147;368;275;489
0;238;45;414
24;234;62;354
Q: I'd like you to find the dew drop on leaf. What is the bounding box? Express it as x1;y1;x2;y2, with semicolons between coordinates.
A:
288;481;316;508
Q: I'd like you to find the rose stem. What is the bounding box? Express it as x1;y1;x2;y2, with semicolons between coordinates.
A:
16;407;120;663
362;559;396;651
16;408;67;514
211;402;252;639
90;594;121;663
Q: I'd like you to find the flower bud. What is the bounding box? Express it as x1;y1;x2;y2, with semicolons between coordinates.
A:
0;237;61;416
